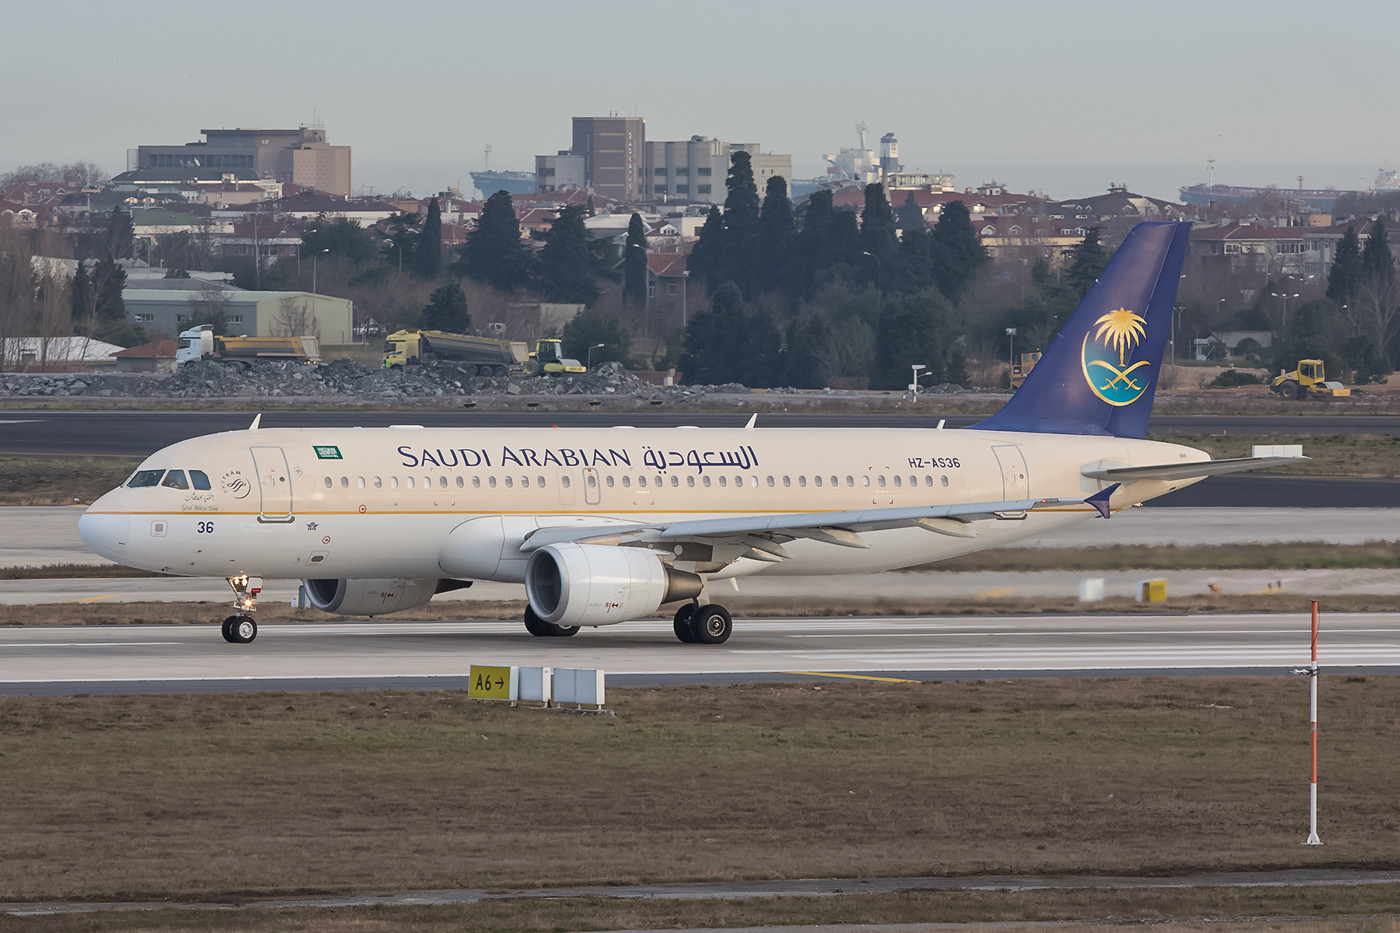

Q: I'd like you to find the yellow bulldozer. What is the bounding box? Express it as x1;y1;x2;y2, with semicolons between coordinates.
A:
1270;360;1351;400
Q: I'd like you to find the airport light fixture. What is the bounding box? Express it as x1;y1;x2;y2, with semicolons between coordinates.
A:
312;248;330;297
1270;290;1300;331
1005;328;1017;387
588;343;605;369
909;363;927;398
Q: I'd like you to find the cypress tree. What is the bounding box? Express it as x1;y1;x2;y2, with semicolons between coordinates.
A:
455;191;531;291
722;151;761;295
756;176;795;295
1361;220;1393;283
70;260;93;325
858;182;898;265
419;281;471;332
928;200;987;300
536;206;599;305
415;196;443;279
623;212;648;307
687;206;726;289
1327;226;1362;304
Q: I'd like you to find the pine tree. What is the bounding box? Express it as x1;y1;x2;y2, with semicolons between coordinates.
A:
1361;220;1393;283
623;212;648;307
1327;226;1363;304
415;197;443;279
455;191;531;292
928;200;987;300
859;183;898;265
419;281;471;332
1065;228;1109;301
895;192;925;235
536;206;600;305
687;206;726;288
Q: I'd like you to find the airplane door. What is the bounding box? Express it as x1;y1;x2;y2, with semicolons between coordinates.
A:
250;446;294;522
582;468;601;506
991;444;1029;501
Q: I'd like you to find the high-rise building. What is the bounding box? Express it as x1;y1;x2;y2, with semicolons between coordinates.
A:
132;127;352;197
569;116;645;202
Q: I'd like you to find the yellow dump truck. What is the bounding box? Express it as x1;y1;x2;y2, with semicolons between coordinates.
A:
176;325;320;368
383;329;529;377
1010;351;1041;390
1270;359;1351;399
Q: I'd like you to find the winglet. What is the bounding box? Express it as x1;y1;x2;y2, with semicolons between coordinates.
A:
249;413;262;431
1085;483;1119;519
744;414;757;430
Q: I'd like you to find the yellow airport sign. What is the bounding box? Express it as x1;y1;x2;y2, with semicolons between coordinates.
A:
469;665;514;700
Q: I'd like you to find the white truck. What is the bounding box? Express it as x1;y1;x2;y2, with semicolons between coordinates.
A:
176;325;320;369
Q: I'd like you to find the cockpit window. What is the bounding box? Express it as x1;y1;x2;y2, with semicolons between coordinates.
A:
161;470;189;490
190;470;211;490
127;470;165;488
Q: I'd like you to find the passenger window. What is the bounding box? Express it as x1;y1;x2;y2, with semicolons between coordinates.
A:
190;470;211;490
877;476;887;488
522;476;530;488
670;476;679;487
941;475;950;487
893;475;902;487
161;470;189;489
733;475;742;487
564;475;574;488
719;476;727;487
639;476;648;488
505;476;513;488
910;475;918;487
473;476;481;488
127;470;164;488
814;475;823;488
357;477;366;489
702;475;711;487
798;475;807;488
390;477;400;489
766;475;774;487
341;476;349;488
489;476;497;488
924;475;933;486
603;476;612;487
439;476;448;488
687;475;695;487
750;475;758;487
423;476;431;488
407;477;415;489
846;476;854;487
374;476;383;488
831;476;839;487
861;476;870;487
323;475;333;490
538;476;546;487
783;476;791;487
623;476;631;488
455;476;464;488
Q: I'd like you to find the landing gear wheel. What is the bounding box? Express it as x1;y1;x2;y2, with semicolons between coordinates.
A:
547;622;579;637
523;606;549;637
227;615;257;644
221;615;240;643
689;604;732;645
673;604;698;643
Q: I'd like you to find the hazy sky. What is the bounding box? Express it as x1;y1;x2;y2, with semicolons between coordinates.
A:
5;0;1395;203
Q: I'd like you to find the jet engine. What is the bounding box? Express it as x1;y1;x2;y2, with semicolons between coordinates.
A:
303;577;454;616
525;544;703;627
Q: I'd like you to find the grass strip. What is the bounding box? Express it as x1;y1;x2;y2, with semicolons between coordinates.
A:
2;679;1398;906
7;885;1400;932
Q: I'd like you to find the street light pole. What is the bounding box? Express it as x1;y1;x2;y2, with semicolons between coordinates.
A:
587;343;605;369
1005;327;1017;389
312;248;329;297
681;270;689;329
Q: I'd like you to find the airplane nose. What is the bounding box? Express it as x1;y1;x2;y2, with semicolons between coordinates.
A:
78;508;129;562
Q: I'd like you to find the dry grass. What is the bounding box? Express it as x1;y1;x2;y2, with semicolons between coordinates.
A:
1;677;1398;908
1151;432;1400;478
0;456;137;506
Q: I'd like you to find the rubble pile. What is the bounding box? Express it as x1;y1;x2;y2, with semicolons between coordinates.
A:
0;359;712;402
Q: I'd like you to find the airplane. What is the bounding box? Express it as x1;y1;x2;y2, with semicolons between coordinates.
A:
78;221;1303;646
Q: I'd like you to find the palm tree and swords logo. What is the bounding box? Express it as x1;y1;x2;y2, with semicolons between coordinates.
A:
1081;307;1151;406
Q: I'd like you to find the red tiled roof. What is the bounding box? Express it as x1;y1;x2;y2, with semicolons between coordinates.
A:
114;339;177;359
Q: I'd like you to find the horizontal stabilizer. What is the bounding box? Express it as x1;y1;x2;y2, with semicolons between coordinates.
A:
1082;455;1309;483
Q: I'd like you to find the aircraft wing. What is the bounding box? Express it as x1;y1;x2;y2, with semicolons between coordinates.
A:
1081;455;1308;483
520;496;1087;554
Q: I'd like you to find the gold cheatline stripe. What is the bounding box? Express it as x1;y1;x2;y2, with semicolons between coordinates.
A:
786;671;920;684
82;505;1097;518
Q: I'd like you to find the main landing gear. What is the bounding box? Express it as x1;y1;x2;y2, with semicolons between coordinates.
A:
222;574;262;644
673;602;733;645
522;605;580;638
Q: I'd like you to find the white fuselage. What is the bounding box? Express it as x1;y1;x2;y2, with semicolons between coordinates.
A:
79;425;1207;585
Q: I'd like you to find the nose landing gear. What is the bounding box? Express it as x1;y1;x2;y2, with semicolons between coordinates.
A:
222;575;263;644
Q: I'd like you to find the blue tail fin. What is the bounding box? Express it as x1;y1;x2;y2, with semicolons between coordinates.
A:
975;221;1190;439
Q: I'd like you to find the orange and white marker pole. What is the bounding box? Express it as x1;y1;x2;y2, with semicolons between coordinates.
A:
1302;599;1322;846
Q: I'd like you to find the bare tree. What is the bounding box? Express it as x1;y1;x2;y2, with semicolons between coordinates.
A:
1345;272;1400;352
272;296;319;339
188;281;231;334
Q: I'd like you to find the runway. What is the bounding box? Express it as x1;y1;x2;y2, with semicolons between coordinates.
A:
3;612;1397;695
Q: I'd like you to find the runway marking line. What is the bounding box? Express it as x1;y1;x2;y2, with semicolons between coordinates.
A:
976;587;1015;600
69;596;118;604
786;671;919;683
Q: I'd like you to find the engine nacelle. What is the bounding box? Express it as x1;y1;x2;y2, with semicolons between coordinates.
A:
525;544;703;627
303;577;441;616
